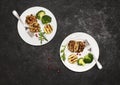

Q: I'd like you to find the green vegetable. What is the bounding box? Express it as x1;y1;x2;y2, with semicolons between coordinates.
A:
60;45;66;53
77;58;85;66
39;31;48;44
42;15;51;24
42;32;48;41
36;10;45;20
60;49;64;53
61;52;66;61
60;45;66;61
83;53;93;63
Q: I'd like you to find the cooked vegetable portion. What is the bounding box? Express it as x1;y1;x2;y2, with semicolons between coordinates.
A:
44;24;53;34
42;15;51;24
36;10;45;20
69;53;94;66
83;53;93;63
77;58;85;66
68;54;78;64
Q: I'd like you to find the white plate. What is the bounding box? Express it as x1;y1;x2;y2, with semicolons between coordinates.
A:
60;32;99;72
17;6;57;46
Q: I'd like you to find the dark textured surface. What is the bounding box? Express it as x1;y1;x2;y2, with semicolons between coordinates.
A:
0;0;120;85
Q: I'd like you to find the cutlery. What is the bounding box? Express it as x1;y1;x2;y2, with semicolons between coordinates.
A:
12;10;34;37
84;40;103;69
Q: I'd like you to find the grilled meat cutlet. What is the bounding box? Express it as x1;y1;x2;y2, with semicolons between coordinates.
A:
68;40;75;52
74;41;79;52
68;40;85;53
77;41;85;53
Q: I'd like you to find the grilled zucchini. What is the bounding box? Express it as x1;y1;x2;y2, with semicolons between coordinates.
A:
44;24;53;34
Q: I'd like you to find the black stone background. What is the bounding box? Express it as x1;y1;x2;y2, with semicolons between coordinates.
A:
0;0;120;85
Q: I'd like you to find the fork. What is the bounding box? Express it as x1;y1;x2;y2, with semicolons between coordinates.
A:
84;40;103;69
12;10;34;37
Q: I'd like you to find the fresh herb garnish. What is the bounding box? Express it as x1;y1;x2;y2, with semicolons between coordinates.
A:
60;45;66;53
60;45;66;61
61;52;66;61
39;31;48;44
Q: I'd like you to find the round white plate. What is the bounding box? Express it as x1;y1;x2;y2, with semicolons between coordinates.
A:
17;6;57;46
60;32;99;72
